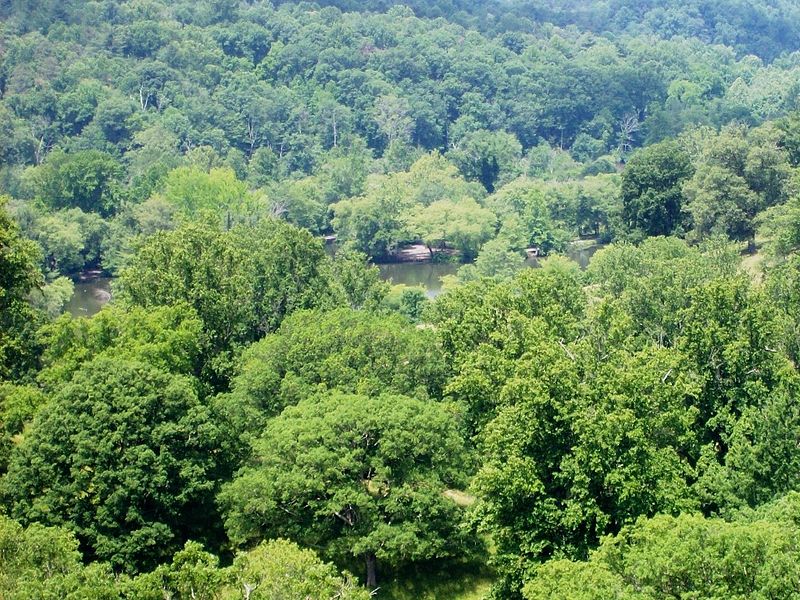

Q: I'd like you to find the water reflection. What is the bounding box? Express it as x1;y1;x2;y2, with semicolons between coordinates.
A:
65;277;112;317
377;262;459;298
63;243;604;317
378;242;603;299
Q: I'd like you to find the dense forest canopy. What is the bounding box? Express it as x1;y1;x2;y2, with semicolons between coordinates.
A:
3;0;800;598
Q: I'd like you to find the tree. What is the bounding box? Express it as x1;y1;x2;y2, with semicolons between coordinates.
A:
428;258;586;366
36;303;203;390
621;140;693;236
25;150;124;216
126;541;224;600
758;196;800;257
585;237;741;345
31;208;108;275
684;124;794;248
373;94;414;147
27;275;73;318
0;197;44;381
331;177;413;259
160;166;260;227
220;307;447;435
447;129;523;193
486;178;566;253
408;198;496;260
230;539;370;600
2;357;234;572
265;176;327;233
327;248;388;310
468;340;700;597
117;219;336;388
779;110;800;167
0;515;86;599
684;163;759;242
455;237;526;283
0;384;46;473
219;392;471;587
524;508;800;600
331;153;483;259
764;253;800;362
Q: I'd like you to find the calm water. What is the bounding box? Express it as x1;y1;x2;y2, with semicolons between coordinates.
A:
65;277;112;317
378;242;603;299
64;243;603;316
565;242;602;269
377;262;460;298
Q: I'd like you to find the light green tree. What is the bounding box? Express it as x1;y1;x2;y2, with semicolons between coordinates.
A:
408;198;496;260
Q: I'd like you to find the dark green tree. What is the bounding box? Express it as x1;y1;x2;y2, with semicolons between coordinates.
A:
117;219;336;387
219;391;471;587
621;140;693;236
0;198;45;381
3;358;235;573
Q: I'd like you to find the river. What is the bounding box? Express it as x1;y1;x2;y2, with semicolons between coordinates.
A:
66;243;603;317
377;241;602;298
65;277;112;317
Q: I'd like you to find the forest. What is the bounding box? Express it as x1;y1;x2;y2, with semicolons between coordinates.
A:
2;0;800;598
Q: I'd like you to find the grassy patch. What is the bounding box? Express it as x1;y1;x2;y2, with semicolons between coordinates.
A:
444;488;477;507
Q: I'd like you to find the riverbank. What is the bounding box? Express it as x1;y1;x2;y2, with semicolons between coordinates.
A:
65;239;606;317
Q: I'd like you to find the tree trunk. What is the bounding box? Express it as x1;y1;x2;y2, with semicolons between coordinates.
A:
365;552;377;588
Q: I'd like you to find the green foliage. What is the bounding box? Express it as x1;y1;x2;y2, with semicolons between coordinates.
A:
160;166;262;225
126;541;224;600
25;150;124;217
408;198;496;261
222;307;447;435
36;304;204;389
765;254;800;362
621;140;693;236
219;391;472;585
758;195;800;257
332;153;485;259
266;176;327;233
468;337;701;592
394;285;430;321
586;237;740;346
27;275;74;318
524;509;800;600
2;1;800;595
117;219;336;387
30;207;108;274
230;539;370;600
455;237;526;283
327;248;389;310
448;130;523;192
0;198;44;380
2;358;234;572
779;110;800;167
0;383;46;473
485;178;567;253
0;514;87;600
428;257;585;365
684;124;795;244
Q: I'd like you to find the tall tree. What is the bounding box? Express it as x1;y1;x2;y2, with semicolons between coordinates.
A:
2;357;235;573
219;391;471;587
621;140;693;236
0;197;44;381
